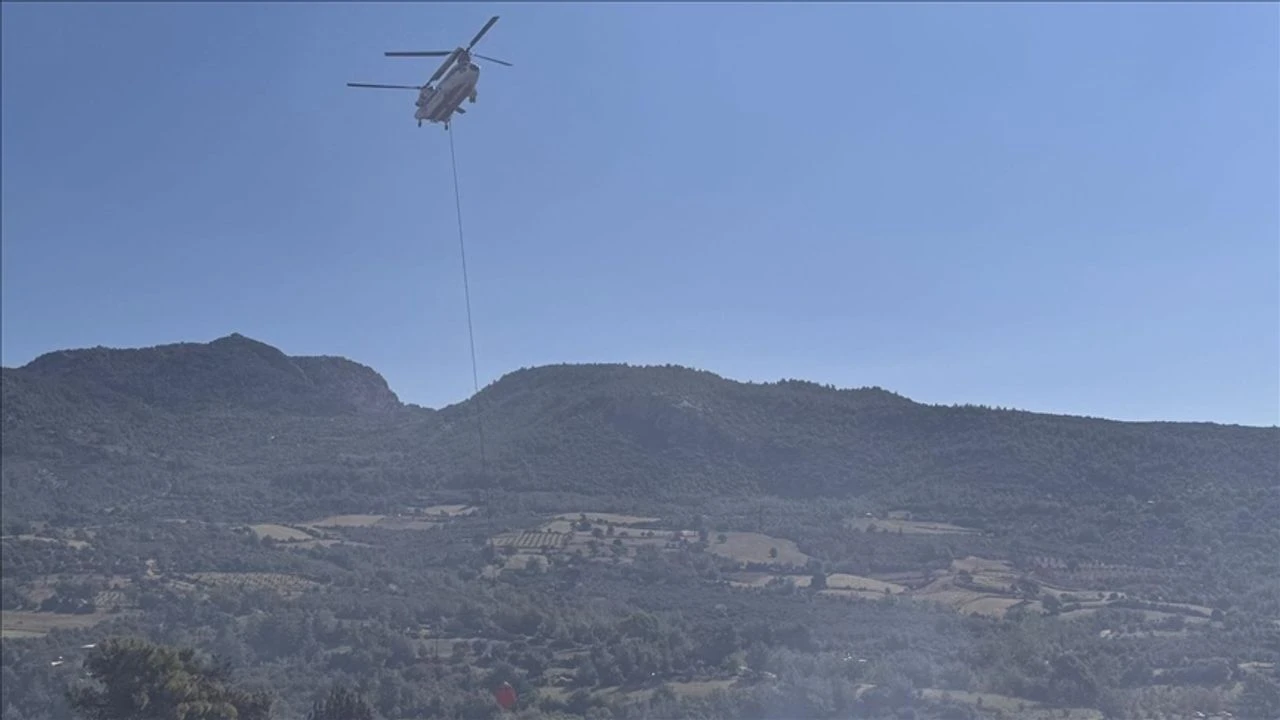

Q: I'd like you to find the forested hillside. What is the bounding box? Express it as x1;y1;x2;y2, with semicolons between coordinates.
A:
3;334;1274;523
3;335;1278;719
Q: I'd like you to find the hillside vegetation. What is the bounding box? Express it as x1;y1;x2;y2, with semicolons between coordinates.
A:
4;334;1274;522
3;335;1278;719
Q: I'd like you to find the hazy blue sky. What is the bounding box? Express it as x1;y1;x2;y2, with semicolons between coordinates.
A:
3;2;1277;426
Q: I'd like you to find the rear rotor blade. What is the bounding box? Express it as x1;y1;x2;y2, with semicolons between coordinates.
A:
384;50;453;57
473;54;512;67
467;16;499;50
428;48;462;84
347;83;422;90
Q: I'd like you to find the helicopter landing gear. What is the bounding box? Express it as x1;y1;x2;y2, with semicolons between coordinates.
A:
468;91;477;104
417;120;422;128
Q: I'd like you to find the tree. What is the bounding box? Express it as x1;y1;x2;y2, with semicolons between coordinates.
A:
68;637;273;720
1239;674;1280;718
1042;594;1063;615
1;579;28;611
306;686;374;720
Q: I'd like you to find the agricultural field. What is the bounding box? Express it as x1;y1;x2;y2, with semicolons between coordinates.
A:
821;573;907;596
706;531;810;566
491;530;571;551
248;524;316;542
497;513;811;572
539;679;739;704
728;572;907;598
307;514;389;528
845;516;981;536
917;689;1104;719
1;533;91;550
420;504;478;517
305;514;437;532
1;611;116;638
372;517;439;531
486;515;1179;623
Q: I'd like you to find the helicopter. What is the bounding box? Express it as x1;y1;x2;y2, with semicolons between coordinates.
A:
347;15;511;129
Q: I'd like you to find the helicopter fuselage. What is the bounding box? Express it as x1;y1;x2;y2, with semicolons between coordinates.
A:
415;62;480;127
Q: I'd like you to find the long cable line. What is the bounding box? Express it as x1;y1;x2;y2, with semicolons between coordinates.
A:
447;125;487;473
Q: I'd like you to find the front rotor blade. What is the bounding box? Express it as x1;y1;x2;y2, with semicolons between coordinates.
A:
473;54;512;67
467;16;499;49
385;50;453;57
347;83;422;90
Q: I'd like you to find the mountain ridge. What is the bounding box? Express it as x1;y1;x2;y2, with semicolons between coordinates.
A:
10;333;402;417
7;333;1274;428
2;334;1276;529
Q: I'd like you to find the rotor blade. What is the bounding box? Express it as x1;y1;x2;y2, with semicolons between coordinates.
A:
428;48;462;84
473;54;512;67
384;50;453;57
467;16;499;50
347;83;422;90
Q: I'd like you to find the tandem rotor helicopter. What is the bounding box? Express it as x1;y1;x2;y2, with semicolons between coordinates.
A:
348;16;510;129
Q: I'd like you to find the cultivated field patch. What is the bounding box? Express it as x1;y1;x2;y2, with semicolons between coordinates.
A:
912;572;1032;619
824;573;907;594
374;517;439;531
420;504;478;517
305;514;437;532
726;573;781;588
919;688;1102;719
845;517;980;536
728;573;906;597
651;679;738;699
541;679;738;704
1;611;115;638
868;570;932;588
249;524;315;542
707;532;810;566
1;534;91;550
308;514;387;528
492;531;571;551
958;596;1029;618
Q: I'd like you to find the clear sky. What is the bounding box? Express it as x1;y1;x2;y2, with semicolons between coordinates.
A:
2;2;1277;426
